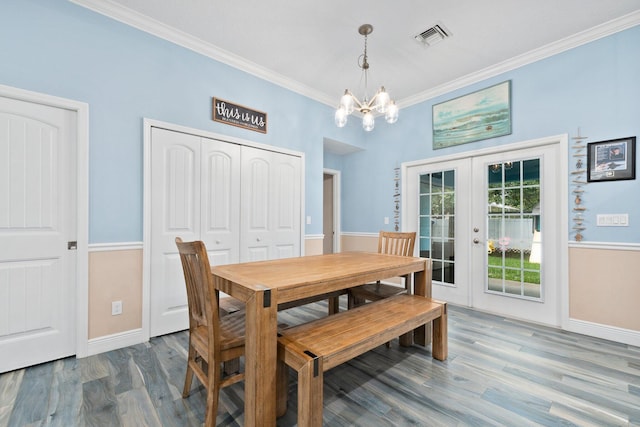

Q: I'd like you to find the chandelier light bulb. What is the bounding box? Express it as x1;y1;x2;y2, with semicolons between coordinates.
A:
335;107;348;127
362;111;375;131
385;101;399;124
376;87;390;113
340;91;355;115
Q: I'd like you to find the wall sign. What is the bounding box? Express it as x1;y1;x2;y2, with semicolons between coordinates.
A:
212;97;267;134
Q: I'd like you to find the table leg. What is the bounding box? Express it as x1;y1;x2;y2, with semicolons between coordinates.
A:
413;261;432;346
244;287;278;427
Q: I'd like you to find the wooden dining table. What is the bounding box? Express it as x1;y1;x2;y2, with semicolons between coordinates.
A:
211;251;432;427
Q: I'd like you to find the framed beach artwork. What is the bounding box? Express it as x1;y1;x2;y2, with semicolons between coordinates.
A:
432;80;512;149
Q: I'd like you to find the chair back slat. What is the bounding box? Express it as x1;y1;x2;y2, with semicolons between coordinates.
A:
378;231;416;257
176;238;220;351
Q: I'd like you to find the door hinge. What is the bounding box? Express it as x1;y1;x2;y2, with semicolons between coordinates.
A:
68;241;78;250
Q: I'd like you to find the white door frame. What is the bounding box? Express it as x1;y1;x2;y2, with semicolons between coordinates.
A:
402;134;569;328
0;84;90;358
323;168;341;253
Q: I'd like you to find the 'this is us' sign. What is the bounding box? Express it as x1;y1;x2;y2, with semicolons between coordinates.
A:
212;97;267;134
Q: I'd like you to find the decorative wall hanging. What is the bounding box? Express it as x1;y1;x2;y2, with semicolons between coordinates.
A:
432;80;511;149
586;136;636;182
393;167;400;231
571;128;588;242
212;97;267;133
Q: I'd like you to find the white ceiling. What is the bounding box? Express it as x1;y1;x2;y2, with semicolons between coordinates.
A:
74;0;640;108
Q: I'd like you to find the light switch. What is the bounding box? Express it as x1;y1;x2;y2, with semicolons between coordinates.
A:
384;217;389;224
306;216;311;225
596;214;629;227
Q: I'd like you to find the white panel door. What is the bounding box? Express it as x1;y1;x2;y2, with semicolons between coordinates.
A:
240;146;301;262
201;138;241;266
150;128;241;337
150;128;200;336
270;150;301;259
0;96;76;372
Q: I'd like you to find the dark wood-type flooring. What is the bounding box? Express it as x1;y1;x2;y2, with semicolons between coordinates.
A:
1;299;639;426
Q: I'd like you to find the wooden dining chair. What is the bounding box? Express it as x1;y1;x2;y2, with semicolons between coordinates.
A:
176;237;245;427
348;231;417;309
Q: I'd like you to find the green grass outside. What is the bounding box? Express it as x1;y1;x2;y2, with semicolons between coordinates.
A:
488;252;540;283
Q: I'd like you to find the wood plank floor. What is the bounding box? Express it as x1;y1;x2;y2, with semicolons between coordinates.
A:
1;299;640;426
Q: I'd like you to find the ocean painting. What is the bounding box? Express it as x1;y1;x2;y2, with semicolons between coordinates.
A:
433;81;511;149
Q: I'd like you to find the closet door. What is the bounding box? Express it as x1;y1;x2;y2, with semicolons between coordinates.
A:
150;128;240;337
201;137;241;266
240;146;301;261
149;127;300;337
150;129;199;336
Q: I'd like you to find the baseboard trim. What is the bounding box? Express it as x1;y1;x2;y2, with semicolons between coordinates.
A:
566;318;640;347
86;328;145;356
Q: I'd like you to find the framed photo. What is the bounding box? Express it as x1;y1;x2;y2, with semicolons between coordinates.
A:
432;80;511;149
587;136;636;182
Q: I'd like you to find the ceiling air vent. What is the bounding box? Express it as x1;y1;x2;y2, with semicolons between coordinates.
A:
414;24;450;46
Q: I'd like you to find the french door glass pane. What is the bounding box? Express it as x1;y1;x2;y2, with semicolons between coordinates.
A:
419;170;455;285
486;159;541;299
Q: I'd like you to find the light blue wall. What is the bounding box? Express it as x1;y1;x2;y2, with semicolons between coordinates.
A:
2;0;638;244
335;25;640;243
1;0;358;242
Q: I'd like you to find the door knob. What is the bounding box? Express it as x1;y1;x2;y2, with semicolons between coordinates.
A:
473;227;479;232
473;238;480;244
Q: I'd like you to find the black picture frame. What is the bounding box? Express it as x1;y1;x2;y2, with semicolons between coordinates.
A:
587;137;636;182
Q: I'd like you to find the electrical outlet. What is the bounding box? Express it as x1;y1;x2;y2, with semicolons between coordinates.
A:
112;300;123;316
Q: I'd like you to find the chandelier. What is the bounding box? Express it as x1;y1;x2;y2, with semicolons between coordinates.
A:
335;24;399;131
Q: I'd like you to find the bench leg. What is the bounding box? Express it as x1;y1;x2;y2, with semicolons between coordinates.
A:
327;295;340;315
297;356;324;427
276;359;289;417
399;331;413;347
347;292;365;310
413;322;432;347
432;304;448;361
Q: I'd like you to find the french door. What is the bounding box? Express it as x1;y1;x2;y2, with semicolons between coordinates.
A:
405;137;566;325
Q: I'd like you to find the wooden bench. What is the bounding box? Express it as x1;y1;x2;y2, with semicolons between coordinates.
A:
276;294;447;427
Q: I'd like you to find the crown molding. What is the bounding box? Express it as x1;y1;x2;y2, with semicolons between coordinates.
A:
401;10;640;108
69;0;334;106
71;1;639;109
